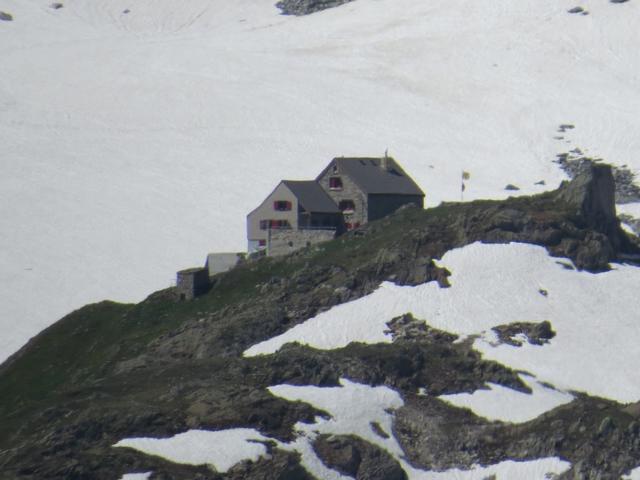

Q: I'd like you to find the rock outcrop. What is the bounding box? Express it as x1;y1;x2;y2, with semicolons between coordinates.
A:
314;435;407;480
555;164;617;234
275;0;355;15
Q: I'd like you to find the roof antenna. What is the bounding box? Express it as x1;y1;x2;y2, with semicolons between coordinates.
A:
384;148;389;158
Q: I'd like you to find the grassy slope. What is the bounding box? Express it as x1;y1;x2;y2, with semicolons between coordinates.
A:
0;204;431;447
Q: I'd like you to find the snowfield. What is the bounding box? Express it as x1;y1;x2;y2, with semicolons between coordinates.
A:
2;0;640;362
114;428;271;472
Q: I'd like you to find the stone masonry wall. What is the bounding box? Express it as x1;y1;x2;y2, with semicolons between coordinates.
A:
268;229;336;257
176;267;210;300
317;164;367;228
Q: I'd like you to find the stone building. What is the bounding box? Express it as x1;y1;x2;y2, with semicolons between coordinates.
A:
316;157;425;230
247;156;425;255
246;180;344;254
176;267;210;300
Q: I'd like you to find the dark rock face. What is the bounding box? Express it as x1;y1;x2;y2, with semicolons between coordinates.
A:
1;164;638;479
555;164;617;232
395;394;640;478
555;153;640;204
224;449;312;480
275;0;354;15
313;434;407;480
492;320;556;347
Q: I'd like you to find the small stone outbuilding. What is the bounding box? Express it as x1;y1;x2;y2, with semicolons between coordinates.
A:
176;267;210;301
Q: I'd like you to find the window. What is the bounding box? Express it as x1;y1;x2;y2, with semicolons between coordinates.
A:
258;239;266;247
332;164;339;174
273;200;292;211
329;177;343;190
274;220;291;229
260;219;291;230
339;200;355;213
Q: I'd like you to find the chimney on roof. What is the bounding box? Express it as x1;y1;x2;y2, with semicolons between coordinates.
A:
381;149;390;170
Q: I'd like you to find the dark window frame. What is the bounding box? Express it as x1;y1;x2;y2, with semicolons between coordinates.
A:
329;177;343;190
339;200;355;213
273;200;292;211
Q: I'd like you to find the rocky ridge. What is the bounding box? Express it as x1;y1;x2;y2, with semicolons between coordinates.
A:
0;165;639;479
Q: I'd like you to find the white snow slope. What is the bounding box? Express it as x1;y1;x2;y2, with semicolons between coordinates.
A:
2;0;640;362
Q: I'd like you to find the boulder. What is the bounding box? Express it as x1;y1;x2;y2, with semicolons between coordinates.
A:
313;434;407;480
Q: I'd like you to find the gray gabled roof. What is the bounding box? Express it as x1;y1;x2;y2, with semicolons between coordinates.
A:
283;180;340;213
318;157;425;196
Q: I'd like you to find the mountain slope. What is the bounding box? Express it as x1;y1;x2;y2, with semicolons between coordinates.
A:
1;167;639;479
2;0;640;363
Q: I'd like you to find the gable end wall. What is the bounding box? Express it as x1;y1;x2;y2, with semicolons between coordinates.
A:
247;182;299;249
317;164;368;227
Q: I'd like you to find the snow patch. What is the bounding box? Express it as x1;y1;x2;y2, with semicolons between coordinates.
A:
119;474;152;480
618;203;640;218
114;428;270;472
621;222;636;235
438;374;574;423
269;378;404;458
623;466;640;480
408;458;571;479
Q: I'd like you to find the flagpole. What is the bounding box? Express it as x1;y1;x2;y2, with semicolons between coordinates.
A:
461;171;470;202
